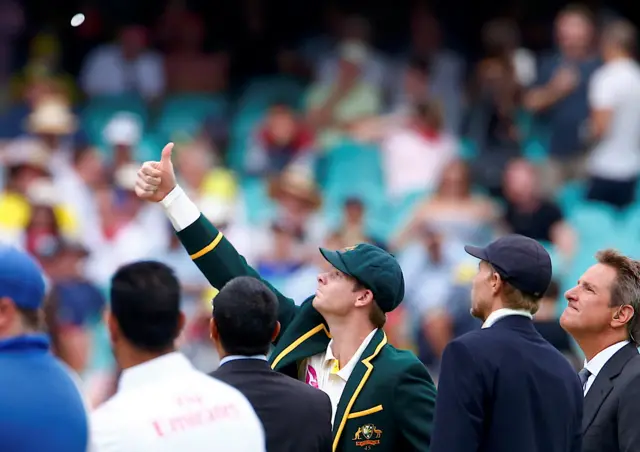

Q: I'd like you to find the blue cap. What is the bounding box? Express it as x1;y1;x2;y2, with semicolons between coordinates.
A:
0;246;46;310
464;234;552;298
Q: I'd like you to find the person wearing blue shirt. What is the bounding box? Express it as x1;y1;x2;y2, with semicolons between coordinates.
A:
0;245;89;452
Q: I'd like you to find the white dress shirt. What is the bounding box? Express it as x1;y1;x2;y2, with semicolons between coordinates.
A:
482;308;533;329
582;340;630;395
91;352;265;452
298;329;378;425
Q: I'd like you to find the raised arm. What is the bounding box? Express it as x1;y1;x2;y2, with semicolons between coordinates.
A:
135;143;299;341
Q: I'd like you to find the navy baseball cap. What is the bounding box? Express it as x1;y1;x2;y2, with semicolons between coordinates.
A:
0;245;46;310
464;234;552;297
319;243;405;313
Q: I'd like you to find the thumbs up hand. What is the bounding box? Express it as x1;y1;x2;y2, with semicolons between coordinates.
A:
135;142;177;202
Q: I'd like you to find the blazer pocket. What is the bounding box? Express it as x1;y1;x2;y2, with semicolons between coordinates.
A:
347;405;384;419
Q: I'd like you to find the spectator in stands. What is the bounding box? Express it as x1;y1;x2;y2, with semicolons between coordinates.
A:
42;239;104;375
392;159;499;250
161;12;229;95
395;7;464;133
9;33;79;106
267;164;327;249
79;24;165;102
502;159;575;261
306;40;382;149
524;4;600;189
56;143;105;247
84;165;168;287
330;197;384;248
465;19;527;196
175;138;239;209
352;98;458;201
22;181;67;265
314;14;388;89
0;140;50;238
398;223;476;370
91;261;265;451
0;245;90;452
255;218;308;290
585;20;640;209
103;112;143;172
24;95;78;178
246;102;316;176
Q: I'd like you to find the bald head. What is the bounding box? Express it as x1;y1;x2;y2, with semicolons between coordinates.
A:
601;20;637;58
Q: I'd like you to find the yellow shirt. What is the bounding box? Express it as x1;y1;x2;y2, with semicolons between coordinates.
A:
0;192;78;236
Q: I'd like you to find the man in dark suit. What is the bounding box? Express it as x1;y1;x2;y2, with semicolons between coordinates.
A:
560;249;640;452
431;234;583;452
209;276;332;452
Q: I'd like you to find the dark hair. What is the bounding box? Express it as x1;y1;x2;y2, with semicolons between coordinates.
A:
407;55;431;76
110;261;181;352
213;276;278;356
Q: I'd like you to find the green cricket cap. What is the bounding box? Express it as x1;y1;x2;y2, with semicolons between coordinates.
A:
319;243;405;313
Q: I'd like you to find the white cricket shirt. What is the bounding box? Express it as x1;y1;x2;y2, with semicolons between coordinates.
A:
90;352;265;452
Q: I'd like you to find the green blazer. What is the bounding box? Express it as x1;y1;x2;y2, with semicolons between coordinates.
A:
177;215;437;452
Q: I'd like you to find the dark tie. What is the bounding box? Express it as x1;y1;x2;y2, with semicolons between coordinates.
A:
578;367;592;389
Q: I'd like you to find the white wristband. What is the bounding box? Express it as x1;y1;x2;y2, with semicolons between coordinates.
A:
160;185;201;232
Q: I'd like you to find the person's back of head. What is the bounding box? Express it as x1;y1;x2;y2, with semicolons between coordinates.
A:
210;276;280;357
601;19;637;59
108;261;183;364
0;245;45;340
0;246;89;452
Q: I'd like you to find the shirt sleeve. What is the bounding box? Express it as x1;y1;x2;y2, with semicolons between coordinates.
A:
589;69;617;109
160;186;201;232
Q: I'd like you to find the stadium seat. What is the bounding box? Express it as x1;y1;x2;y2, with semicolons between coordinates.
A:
556;181;587;215
80;95;148;147
154;94;227;142
237;76;305;111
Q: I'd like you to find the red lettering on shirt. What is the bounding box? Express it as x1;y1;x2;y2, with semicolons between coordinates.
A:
150;403;240;438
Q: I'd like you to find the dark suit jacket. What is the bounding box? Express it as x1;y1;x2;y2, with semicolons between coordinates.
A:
582;343;640;452
431;315;583;452
211;358;332;452
178;214;437;452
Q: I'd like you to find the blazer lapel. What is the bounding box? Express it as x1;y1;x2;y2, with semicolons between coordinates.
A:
582;344;638;433
270;323;331;371
332;330;387;452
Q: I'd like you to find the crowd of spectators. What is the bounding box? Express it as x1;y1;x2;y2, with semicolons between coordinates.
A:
2;0;639;404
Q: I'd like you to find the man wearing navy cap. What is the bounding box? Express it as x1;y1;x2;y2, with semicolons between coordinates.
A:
135;143;437;452
430;234;583;452
0;245;89;452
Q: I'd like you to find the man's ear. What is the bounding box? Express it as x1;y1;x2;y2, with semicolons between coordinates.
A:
177;311;186;336
270;321;281;342
612;305;635;331
106;310;119;343
210;318;219;342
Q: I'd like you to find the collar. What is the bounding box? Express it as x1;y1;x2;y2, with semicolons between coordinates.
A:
219;354;268;367
118;352;193;392
584;340;630;378
324;329;378;381
482;308;533;329
0;333;50;352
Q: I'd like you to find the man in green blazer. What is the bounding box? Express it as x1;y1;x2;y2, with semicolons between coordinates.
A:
135;143;437;452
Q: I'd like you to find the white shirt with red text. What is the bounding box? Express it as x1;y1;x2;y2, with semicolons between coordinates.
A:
90;352;265;452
